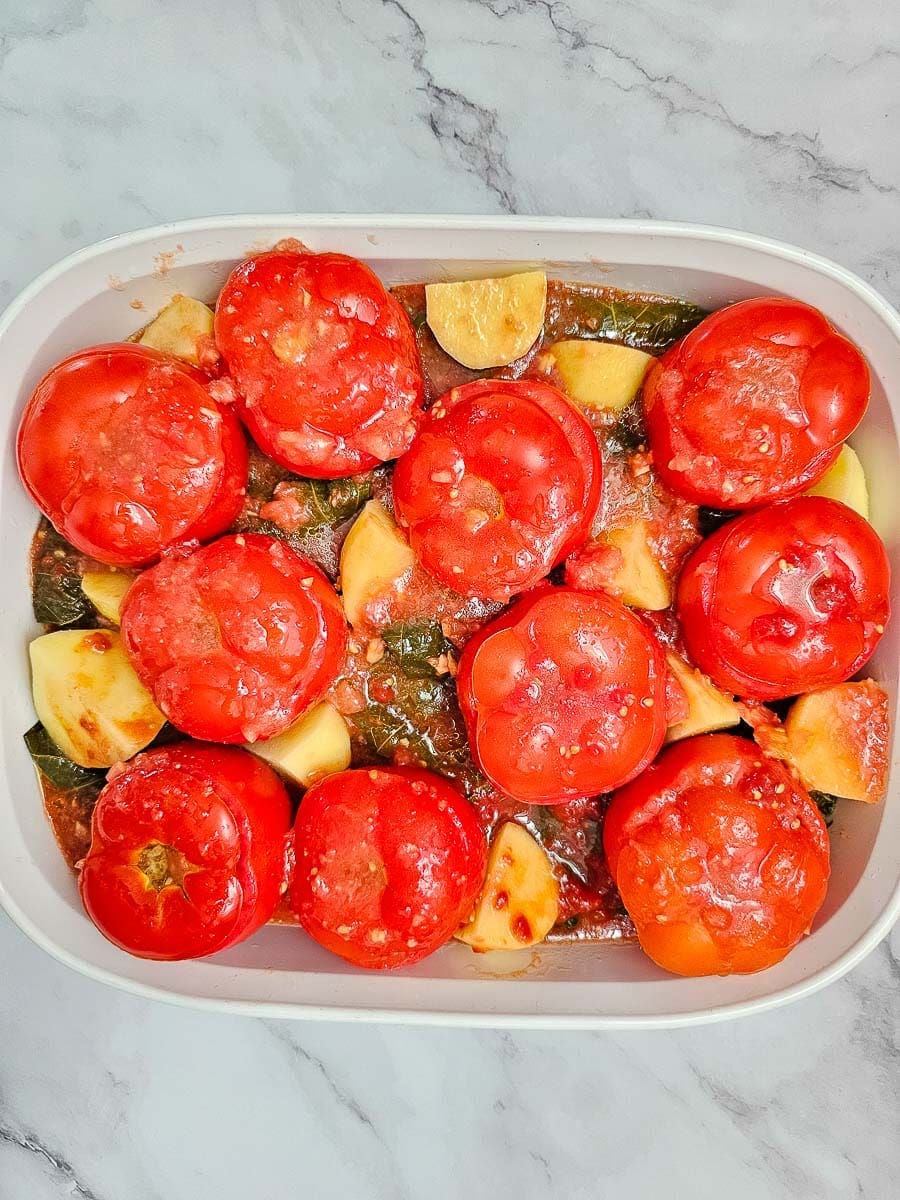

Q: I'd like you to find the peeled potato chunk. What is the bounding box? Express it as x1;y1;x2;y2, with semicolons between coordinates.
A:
784;681;889;803
803;444;869;518
665;653;741;743
81;570;137;625
547;340;652;412
425;270;547;369
30;629;165;768
248;702;351;787
339;499;415;629
456;822;559;951
603;521;670;610
138;294;215;365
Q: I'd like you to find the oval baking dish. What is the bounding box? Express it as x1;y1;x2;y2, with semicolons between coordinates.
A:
1;215;897;1027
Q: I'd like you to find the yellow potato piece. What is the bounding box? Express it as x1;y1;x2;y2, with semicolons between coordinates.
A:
339;500;415;629
30;629;165;768
247;702;352;787
425;270;547;369
603;521;670;610
81;571;138;625
138;294;215;365
456;822;559;951
665;653;740;743
548;340;652;412
803;444;869;518
784;681;888;803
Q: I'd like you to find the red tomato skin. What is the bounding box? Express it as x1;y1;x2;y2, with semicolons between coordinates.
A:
643;298;869;507
17;344;248;567
121;534;347;743
603;734;830;976
215;251;424;478
291;766;487;969
79;744;292;961
499;378;603;558
677;497;890;701
393;379;602;601
457;586;668;803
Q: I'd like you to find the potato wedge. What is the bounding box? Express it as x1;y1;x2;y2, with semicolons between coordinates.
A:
665;653;740;743
81;570;138;625
783;681;888;803
603;521;670;610
456;822;559;951
339;500;415;629
803;444;869;518
30;629;165;768
547;340;652;412
248;702;351;787
138;294;215;365
425;270;546;369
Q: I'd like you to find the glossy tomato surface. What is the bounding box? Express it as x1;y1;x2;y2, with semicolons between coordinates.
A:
215;250;424;477
677;497;890;701
457;587;667;803
291;766;487;969
643;298;869;507
121;534;347;742
17;344;248;566
79;744;291;960
393;379;601;601
604;734;830;976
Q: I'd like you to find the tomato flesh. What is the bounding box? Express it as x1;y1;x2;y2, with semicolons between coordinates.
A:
604;734;830;976
393;379;601;601
677;497;890;701
215;251;424;477
291;766;487;969
643;298;869;507
79;744;291;960
457;587;667;803
17;344;248;566
121;533;347;742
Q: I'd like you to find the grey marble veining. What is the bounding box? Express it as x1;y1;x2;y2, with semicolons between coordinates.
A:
1;1;898;1197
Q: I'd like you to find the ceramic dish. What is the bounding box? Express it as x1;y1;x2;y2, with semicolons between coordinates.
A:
1;215;898;1027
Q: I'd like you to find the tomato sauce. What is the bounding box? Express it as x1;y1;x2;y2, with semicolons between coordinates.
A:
40;780;98;870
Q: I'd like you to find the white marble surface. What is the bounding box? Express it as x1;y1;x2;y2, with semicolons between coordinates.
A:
1;1;898;1196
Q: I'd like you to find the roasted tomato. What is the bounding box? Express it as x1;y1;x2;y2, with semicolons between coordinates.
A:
392;379;601;601
604;734;830;976
121;534;347;742
17;344;247;567
215;251;424;477
457;587;667;803
79;744;291;960
291;766;487;969
677;497;890;701
643;298;869;507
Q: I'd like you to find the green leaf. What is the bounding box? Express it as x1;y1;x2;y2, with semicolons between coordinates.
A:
348;668;485;794
810;790;840;827
546;283;706;354
246;446;296;501
23;723;105;792
351;705;419;760
382;620;453;677
309;476;374;526
32;520;91;628
244;445;374;527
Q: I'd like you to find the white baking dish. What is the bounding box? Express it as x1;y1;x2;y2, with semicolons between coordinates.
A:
1;216;897;1028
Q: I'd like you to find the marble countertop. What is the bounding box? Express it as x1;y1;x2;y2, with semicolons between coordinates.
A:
1;2;898;1196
